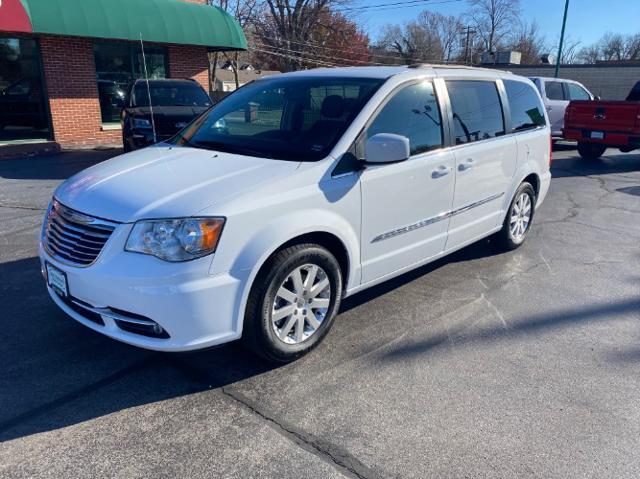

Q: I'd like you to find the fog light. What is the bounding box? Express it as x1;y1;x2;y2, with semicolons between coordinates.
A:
153;324;164;335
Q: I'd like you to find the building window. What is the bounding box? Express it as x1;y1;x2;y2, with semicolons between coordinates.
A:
93;42;168;123
0;36;50;142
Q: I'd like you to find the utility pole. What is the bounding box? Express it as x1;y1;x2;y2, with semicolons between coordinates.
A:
555;0;570;77
461;26;476;65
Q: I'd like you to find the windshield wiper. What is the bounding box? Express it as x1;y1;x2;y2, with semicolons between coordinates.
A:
191;140;275;159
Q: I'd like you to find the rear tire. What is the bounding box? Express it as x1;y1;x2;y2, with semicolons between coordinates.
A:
242;243;343;363
577;142;606;160
493;182;536;251
123;138;132;153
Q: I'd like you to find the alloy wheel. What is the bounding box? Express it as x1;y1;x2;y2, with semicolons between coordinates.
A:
509;192;532;241
271;264;332;344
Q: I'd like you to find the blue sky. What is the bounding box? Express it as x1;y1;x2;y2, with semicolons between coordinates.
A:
356;0;640;48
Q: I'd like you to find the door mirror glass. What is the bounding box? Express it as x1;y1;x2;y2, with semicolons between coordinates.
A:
365;133;410;164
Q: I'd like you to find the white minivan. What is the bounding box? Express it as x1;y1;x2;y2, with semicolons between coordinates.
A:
41;65;551;362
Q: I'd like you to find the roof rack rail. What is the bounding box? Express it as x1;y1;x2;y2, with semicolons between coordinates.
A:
407;63;512;74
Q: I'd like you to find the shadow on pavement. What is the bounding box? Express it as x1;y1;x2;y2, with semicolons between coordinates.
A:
0;149;122;180
0;239;504;442
0;255;279;442
342;238;502;313
378;297;640;363
551;151;640;178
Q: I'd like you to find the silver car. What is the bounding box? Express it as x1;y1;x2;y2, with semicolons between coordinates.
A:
529;77;595;138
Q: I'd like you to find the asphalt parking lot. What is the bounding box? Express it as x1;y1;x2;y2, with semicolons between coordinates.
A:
1;146;639;478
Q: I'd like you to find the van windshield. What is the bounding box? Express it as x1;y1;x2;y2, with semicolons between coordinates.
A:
171;76;384;161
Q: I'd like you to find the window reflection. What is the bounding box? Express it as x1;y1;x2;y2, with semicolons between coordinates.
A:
0;37;50;141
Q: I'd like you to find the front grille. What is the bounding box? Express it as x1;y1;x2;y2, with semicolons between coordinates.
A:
43;200;117;267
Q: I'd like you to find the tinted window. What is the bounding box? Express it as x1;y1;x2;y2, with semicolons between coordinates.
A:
627;81;640;102
94;42;167;122
172;77;383;162
545;81;565;100
133;83;211;107
567;83;590;100
504;80;546;132
446;80;505;145
367;81;443;155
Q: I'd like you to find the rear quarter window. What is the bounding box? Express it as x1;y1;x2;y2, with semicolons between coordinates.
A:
544;81;565;100
504;80;546;132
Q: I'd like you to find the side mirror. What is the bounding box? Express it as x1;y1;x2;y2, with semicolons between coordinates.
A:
365;133;410;164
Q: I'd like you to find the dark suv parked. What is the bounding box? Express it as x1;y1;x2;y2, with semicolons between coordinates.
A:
121;79;212;151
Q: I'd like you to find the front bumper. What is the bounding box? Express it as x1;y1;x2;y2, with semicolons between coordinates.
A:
39;234;249;352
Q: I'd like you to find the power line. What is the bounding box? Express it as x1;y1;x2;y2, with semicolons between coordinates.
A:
251;47;340;68
253;34;457;66
253;41;384;67
335;0;464;12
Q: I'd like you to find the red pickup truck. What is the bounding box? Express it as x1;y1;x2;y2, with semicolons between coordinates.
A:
564;81;640;160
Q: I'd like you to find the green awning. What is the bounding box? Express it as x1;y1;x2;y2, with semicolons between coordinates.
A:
12;0;246;50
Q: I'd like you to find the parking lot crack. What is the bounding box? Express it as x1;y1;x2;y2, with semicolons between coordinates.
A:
220;386;383;479
166;357;381;479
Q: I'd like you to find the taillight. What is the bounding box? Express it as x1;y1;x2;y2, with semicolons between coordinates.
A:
565;105;573;122
549;135;553;167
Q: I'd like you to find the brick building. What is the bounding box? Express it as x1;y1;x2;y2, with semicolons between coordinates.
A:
0;0;246;153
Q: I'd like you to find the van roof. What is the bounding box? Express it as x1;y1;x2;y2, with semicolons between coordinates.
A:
266;64;516;81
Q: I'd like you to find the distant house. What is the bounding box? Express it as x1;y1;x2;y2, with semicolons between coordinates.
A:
213;67;280;93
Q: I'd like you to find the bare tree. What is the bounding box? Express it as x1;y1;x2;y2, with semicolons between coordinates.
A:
554;36;581;64
507;20;546;64
417;11;463;62
254;0;348;71
578;44;600;64
467;0;521;54
207;0;258;93
376;11;462;64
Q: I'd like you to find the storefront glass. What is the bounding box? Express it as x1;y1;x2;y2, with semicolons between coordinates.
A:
0;37;50;142
94;42;168;123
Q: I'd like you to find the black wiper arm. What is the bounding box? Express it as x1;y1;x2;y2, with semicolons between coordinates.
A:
192;140;273;158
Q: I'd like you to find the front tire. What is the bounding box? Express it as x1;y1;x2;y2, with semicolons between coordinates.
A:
242;243;343;363
493;182;536;251
577;142;606;160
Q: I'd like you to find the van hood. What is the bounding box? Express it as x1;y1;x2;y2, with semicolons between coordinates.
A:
54;146;300;223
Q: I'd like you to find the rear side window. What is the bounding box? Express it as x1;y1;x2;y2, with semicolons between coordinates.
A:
567;83;590;100
504;80;546;132
367;81;443;155
545;81;565;100
445;80;505;145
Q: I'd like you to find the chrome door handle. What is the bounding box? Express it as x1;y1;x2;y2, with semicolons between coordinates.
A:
431;165;451;178
458;159;474;172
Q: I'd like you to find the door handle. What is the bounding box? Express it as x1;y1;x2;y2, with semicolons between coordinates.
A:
458;159;475;172
546;106;553;112
431;165;451;178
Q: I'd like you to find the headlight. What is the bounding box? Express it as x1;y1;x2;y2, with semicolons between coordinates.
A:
132;118;152;129
125;217;225;262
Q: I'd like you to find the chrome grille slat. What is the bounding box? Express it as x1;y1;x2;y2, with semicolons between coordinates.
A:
46;236;97;260
47;228;104;253
51;217;112;238
49;222;107;246
43;200;118;267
